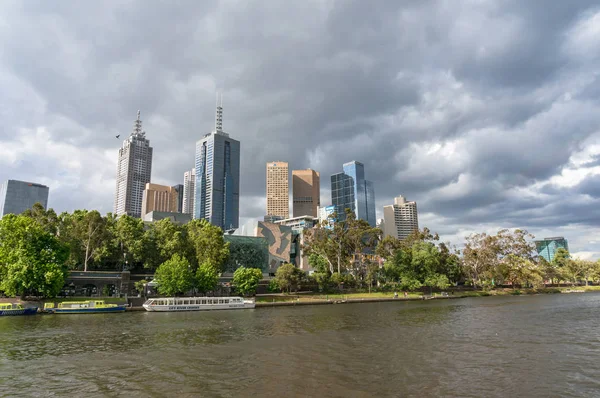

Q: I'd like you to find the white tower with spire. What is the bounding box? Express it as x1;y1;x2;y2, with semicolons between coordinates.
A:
114;111;153;218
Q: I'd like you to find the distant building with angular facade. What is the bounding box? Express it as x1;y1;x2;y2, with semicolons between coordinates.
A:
330;161;376;226
535;237;569;262
114;111;153;218
0;180;49;219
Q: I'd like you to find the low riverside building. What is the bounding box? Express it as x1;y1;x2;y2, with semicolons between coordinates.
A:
223;235;269;274
143;211;192;224
233;220;293;274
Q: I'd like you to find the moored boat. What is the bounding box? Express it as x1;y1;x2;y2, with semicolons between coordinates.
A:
44;300;127;314
143;296;255;312
0;303;38;316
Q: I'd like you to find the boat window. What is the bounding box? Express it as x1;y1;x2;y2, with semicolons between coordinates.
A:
183;300;188;305
201;299;206;304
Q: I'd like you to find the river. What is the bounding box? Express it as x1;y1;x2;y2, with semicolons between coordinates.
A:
1;293;600;397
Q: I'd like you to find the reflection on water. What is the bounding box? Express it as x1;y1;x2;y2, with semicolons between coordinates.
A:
2;294;600;397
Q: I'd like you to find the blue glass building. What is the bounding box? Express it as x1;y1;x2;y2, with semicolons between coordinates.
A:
0;180;49;219
535;237;569;262
194;100;240;231
330;161;376;226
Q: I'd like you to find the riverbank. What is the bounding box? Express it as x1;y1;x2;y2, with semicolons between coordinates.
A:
253;286;600;307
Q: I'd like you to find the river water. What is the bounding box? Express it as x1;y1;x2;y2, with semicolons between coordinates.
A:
1;293;600;397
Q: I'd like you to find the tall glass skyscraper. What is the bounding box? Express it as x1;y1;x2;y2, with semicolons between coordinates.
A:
194;96;240;231
330;161;376;226
0;180;49;219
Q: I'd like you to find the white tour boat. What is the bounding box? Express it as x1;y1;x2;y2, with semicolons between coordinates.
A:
142;296;255;312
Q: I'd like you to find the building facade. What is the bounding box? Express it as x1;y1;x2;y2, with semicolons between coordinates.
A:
114;111;153;218
330;161;376;226
172;184;184;213
535;237;569;263
182;168;195;215
234;220;293;274
275;215;318;271
143;211;192;224
194;98;240;231
383;195;419;240
266;161;289;219
292;169;320;217
141;183;180;216
0;180;49;218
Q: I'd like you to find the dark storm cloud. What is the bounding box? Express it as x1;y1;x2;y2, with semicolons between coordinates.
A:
1;0;600;255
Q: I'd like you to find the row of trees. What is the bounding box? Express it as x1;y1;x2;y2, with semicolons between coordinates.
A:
303;210;600;292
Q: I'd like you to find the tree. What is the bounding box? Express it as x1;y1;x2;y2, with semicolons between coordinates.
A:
0;214;69;298
66;210;108;272
376;235;402;260
144;219;192;270
196;261;219;294
273;263;303;293
462;233;500;288
154;254;194;296
113;215;146;268
186;219;229;271
552;248;570;268
232;267;263;296
22;203;59;235
424;273;450;293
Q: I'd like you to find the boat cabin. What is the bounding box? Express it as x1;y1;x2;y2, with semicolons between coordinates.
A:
146;297;245;306
0;303;23;310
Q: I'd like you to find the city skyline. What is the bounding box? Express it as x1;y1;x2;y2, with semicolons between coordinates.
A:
1;2;599;259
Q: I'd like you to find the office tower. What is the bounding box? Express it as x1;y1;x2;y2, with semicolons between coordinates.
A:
292;169;320;217
182;168;196;215
114;111;153;218
266;161;289;219
330;161;376;226
535;237;569;262
141;183;180;216
0;180;49;219
194;95;240;231
172;184;184;213
383;195;419;240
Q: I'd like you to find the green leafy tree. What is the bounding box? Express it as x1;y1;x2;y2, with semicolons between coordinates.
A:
66;210;109;271
154;254;194;296
273;263;303;293
424;273;450;293
232;266;263;296
196;261;219;294
144;219;192;270
0;214;69;298
113;215;146;269
134;279;148;295
186;219;230;271
552;248;570;268
462;232;500;289
22;203;59;235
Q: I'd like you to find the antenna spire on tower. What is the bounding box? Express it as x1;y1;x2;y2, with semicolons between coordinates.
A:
133;110;143;136
215;92;223;133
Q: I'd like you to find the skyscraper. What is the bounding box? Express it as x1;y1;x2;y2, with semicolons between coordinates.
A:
535;237;569;262
182;168;195;215
172;184;184;213
330;161;376;226
194;95;240;231
114;111;153;218
266;161;289;219
383;195;419;240
141;183;180;216
292;169;320;217
0;180;49;219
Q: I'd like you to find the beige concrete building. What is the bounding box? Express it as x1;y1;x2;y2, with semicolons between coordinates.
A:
141;183;180;217
266;161;289;218
383;195;419;240
292;169;320;217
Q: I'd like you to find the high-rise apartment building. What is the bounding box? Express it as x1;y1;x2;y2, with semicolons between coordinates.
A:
194;95;240;231
172;184;184;213
292;169;320;217
114;111;153;218
535;237;569;263
383;195;419;240
330;161;376;226
266;161;289;219
182;168;196;215
141;183;180;216
0;180;49;219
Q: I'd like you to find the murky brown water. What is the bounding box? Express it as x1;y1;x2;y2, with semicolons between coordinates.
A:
1;293;600;397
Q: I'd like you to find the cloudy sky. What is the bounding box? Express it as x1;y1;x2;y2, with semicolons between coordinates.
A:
1;0;599;257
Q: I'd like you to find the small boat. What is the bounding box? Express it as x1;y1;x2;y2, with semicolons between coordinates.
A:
44;300;127;314
143;296;255;312
0;303;38;316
